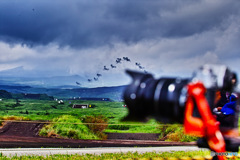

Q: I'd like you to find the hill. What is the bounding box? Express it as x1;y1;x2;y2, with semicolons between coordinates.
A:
0;85;126;101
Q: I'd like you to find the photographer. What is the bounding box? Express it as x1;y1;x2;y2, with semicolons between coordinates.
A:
215;93;238;127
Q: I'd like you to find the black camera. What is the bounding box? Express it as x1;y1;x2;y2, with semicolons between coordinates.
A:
123;64;237;123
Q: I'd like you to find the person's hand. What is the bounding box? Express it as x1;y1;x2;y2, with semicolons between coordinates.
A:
213;108;221;115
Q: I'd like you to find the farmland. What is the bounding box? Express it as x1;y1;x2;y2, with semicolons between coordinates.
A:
0;98;200;142
0;99;126;121
0;99;163;133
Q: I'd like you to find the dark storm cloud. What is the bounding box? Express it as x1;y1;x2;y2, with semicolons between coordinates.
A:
0;0;240;48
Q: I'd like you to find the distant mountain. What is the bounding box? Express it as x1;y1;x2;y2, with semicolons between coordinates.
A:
0;66;26;77
0;85;126;101
0;75;86;88
0;66;70;78
0;67;128;97
0;85;32;93
0;66;87;88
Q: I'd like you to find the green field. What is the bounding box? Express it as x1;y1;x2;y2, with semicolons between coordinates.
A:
0;99;197;141
0;99;161;133
0;99;126;121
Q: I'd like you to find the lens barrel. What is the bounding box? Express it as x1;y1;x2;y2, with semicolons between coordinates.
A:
123;70;189;123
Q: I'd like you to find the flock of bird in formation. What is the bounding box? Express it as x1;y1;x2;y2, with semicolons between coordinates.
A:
76;57;147;86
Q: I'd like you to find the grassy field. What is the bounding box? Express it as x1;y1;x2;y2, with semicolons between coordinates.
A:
0;150;212;160
0;99;197;141
0;99;127;122
0;99;160;133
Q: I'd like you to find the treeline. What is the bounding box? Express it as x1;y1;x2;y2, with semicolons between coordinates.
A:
0;90;54;100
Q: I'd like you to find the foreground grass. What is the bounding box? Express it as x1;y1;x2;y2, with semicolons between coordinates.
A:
0;150;211;160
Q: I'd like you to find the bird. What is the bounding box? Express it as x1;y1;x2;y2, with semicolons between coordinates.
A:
136;62;141;66
104;66;109;71
76;81;81;85
116;58;122;64
97;73;102;77
123;57;131;62
111;64;116;68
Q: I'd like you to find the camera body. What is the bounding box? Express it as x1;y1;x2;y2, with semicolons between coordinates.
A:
123;64;237;123
192;64;236;91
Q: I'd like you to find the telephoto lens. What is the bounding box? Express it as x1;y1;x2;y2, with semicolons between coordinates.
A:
123;70;189;123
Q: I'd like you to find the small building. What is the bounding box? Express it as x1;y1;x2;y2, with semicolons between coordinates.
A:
72;104;90;109
58;100;64;104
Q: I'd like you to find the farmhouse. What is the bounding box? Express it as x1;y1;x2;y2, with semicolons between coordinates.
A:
72;104;93;109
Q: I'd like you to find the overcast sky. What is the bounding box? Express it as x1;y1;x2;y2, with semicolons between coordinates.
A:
0;0;240;87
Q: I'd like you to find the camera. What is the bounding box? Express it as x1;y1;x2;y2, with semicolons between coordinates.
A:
123;64;237;123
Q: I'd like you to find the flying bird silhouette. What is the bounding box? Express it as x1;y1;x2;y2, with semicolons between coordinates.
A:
138;65;145;69
116;58;122;64
111;64;116;68
135;62;141;66
97;73;102;77
123;57;131;62
103;66;109;71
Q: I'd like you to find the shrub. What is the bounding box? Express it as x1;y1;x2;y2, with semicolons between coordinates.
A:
158;124;198;142
1;116;30;121
67;129;79;139
39;115;99;140
158;124;179;141
166;127;198;142
39;124;59;138
81;115;108;139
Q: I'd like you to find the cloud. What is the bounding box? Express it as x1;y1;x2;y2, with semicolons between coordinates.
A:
0;0;240;48
0;0;240;87
214;15;240;59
